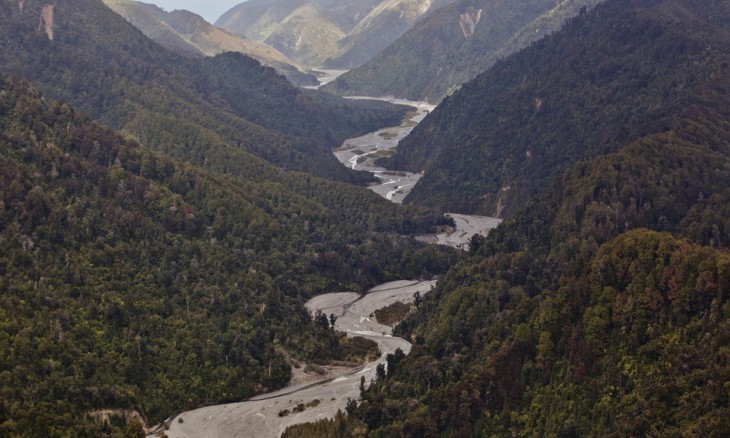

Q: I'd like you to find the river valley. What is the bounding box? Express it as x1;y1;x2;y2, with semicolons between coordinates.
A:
332;98;502;248
155;95;501;437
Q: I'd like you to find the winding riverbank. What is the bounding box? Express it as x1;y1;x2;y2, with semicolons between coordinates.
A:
334;97;434;203
154;97;501;438
163;280;435;438
333;98;503;248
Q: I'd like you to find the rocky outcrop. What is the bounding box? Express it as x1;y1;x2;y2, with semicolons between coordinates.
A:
38;3;53;40
459;6;482;39
87;410;147;431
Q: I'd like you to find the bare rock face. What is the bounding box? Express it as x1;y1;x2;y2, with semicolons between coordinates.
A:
38;3;54;40
459;7;482;39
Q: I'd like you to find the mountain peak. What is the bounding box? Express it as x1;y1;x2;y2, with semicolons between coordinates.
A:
216;0;457;68
162;8;208;34
102;0;317;85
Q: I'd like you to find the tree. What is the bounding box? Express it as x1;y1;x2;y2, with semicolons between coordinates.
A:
314;310;330;330
386;348;405;376
469;233;486;254
413;291;423;309
329;313;337;329
345;398;357;415
375;364;386;381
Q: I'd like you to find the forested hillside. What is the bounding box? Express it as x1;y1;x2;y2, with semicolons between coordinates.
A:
285;0;730;436
323;0;603;102
0;75;457;436
386;0;730;217
0;0;407;183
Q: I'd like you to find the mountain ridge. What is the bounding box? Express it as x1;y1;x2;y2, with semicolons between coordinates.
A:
0;0;408;184
216;0;457;68
323;0;605;102
102;0;318;86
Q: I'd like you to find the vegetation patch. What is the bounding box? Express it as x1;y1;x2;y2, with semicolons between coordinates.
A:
303;364;326;375
379;131;398;139
370;149;395;159
282;410;367;437
337;336;380;364
373;301;413;327
380;170;409;177
284;399;320;416
333;143;356;152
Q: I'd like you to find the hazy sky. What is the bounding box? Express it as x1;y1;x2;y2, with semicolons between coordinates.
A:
142;1;247;24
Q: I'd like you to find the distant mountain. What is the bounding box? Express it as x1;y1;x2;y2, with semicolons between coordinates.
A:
383;0;730;216
216;0;457;68
0;0;407;183
102;0;317;86
324;0;604;102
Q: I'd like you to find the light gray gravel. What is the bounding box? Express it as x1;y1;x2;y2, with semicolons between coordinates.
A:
161;280;435;438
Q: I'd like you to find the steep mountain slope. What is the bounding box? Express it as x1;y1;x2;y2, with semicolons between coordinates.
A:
326;0;456;69
102;0;317;86
286;0;730;436
385;0;730;216
0;0;406;184
216;0;456;68
323;0;604;102
0;74;457;436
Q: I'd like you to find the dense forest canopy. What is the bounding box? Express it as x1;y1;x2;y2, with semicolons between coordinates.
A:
286;0;730;436
385;0;730;217
0;74;457;435
2;0;730;436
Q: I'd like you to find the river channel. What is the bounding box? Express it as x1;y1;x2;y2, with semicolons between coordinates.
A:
158;95;501;437
334;97;433;203
164;280;435;438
